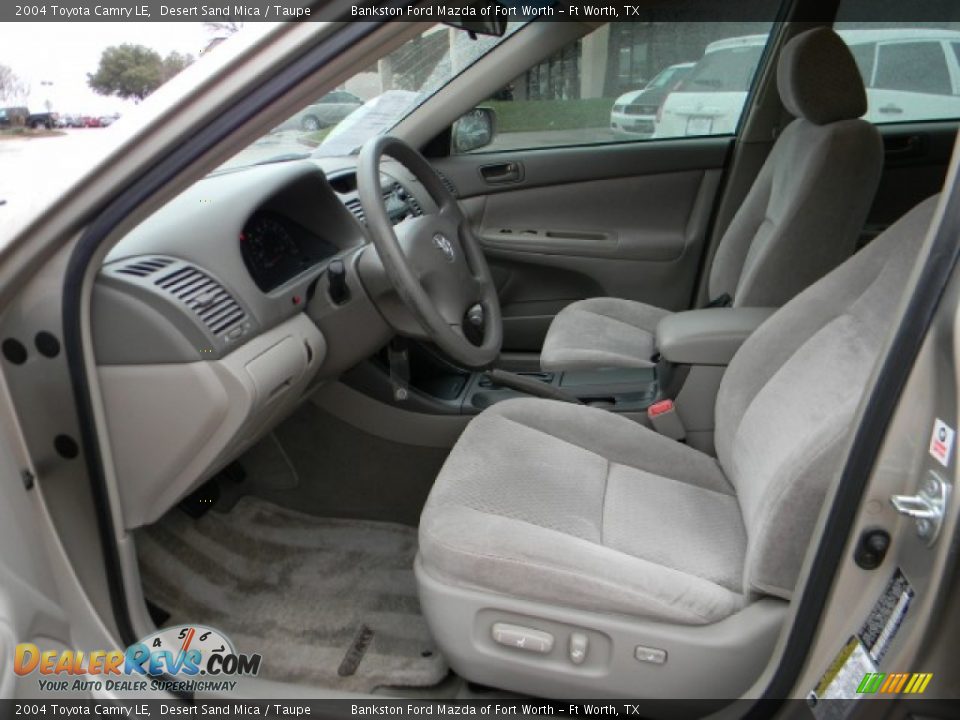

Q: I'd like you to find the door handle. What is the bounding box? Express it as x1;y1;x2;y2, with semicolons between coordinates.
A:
878;104;904;115
884;134;924;159
480;162;522;184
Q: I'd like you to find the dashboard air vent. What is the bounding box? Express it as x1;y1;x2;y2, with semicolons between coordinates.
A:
155;266;246;335
344;198;365;225
117;257;174;277
435;169;458;198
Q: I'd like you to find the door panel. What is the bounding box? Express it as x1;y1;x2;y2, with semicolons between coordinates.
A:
865;122;958;239
436;139;731;351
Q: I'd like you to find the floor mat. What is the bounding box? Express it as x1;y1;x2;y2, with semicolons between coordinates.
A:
137;497;448;692
216;402;449;527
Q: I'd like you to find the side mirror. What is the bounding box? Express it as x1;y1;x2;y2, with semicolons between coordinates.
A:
453;107;497;153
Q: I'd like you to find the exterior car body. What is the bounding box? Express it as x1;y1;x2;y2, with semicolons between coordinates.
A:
656;28;960;138
610;62;694;138
275;89;363;131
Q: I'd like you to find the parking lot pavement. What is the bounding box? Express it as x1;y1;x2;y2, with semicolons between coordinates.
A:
0;130;101;239
0;136;40;208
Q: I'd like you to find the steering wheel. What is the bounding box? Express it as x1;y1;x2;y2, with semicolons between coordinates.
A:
357;135;502;369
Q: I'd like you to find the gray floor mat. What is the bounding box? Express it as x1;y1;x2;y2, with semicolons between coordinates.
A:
137;497;448;692
218;403;449;527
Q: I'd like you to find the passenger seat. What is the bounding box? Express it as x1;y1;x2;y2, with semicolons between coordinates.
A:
540;27;883;371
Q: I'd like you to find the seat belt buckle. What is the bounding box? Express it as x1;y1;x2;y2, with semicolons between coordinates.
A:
647;400;686;441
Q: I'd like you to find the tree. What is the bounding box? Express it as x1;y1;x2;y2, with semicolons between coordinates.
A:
161;51;194;82
0;64;29;104
87;44;194;102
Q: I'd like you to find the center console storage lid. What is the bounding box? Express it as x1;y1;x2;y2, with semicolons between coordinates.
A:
657;307;775;366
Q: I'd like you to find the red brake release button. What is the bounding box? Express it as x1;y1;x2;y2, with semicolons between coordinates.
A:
648;399;674;417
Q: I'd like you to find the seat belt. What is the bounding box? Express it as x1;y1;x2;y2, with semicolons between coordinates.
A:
647;399;686;441
705;292;733;309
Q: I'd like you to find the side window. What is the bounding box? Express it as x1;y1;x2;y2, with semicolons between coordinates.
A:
874;42;952;96
456;17;774;154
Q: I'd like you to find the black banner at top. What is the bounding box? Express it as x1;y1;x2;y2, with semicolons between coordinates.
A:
4;0;958;24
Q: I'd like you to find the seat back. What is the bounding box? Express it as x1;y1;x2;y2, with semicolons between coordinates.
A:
715;196;938;598
708;27;883;308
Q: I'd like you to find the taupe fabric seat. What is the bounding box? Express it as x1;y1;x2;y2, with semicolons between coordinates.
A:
541;27;883;371
418;197;936;693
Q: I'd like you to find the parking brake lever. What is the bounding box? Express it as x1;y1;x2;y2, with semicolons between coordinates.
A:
485;369;583;404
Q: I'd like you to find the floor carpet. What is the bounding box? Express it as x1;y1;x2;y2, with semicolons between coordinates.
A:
218;403;450;527
137;497;448;692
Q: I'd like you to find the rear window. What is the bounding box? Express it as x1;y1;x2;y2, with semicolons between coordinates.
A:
678;46;765;92
848;42;876;84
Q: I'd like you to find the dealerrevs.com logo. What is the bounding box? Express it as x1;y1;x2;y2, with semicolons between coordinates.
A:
15;625;262;693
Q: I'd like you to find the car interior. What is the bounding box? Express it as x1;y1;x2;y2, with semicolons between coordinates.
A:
66;1;960;708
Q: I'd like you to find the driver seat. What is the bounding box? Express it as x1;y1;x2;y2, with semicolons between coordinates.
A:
415;196;938;699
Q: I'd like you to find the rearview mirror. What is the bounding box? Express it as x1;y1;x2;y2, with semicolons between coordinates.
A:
453;107;497;153
442;1;509;37
443;18;509;38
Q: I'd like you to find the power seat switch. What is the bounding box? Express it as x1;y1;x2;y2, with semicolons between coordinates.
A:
569;632;588;665
491;623;554;654
634;645;667;665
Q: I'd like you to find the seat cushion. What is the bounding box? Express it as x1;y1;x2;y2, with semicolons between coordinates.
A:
419;399;747;625
540;297;671;371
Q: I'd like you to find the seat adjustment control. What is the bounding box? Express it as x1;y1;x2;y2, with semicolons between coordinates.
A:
491;623;554;654
569;632;588;665
634;645;667;665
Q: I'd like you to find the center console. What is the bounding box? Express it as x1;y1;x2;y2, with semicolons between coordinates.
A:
342;307;776;443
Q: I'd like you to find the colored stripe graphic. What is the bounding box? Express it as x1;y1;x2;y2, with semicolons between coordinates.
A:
858;672;932;694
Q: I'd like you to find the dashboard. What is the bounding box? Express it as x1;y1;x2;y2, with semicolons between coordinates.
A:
91;157;434;529
94;158;430;364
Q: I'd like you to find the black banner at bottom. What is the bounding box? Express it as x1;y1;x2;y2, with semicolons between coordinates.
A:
3;698;959;719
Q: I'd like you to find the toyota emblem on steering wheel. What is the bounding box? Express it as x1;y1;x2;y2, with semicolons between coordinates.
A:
432;233;456;262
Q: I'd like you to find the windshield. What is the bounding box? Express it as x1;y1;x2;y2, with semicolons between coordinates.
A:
221;23;523;170
647;66;687;90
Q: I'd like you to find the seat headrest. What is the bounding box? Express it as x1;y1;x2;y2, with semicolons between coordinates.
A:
777;27;867;125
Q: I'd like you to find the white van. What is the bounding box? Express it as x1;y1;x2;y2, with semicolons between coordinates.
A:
654;28;960;138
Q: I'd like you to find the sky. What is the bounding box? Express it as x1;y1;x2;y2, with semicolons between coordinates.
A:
0;22;220;116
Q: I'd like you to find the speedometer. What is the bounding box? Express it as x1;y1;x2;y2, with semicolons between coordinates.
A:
240;211;339;293
242;215;298;271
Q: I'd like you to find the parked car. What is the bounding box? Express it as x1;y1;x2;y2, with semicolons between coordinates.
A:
26;111;59;129
0;106;28;128
81;115;102;128
610;62;694;138
655;28;960;138
276;89;363;132
99;115;117;127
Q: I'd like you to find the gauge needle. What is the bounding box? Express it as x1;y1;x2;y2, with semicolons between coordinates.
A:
174;627;196;672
